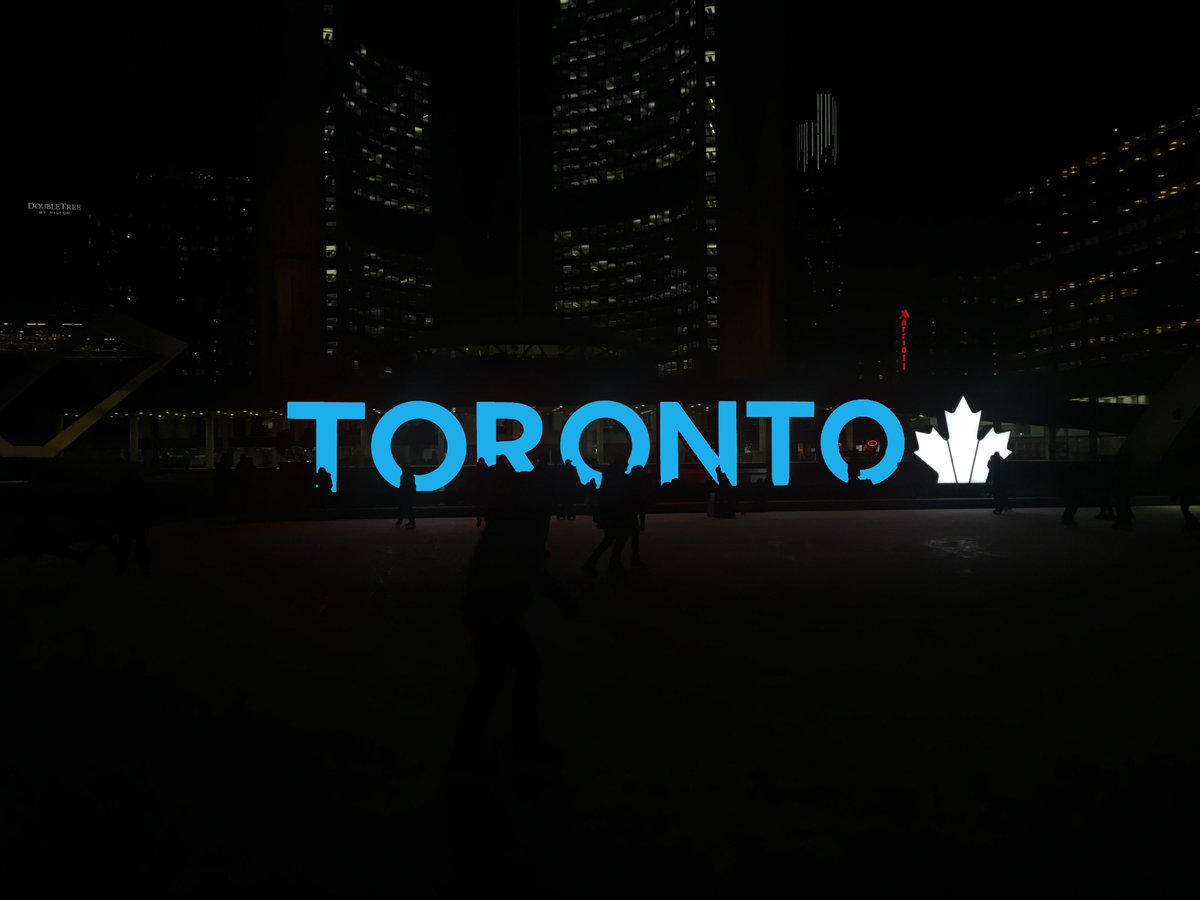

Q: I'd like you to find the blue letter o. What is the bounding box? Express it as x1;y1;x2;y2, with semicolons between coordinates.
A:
820;399;905;484
371;401;467;491
559;401;651;486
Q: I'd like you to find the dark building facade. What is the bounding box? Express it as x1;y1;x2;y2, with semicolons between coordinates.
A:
787;92;843;372
260;5;437;398
998;107;1198;393
914;274;1000;380
96;172;258;393
319;8;435;381
12;173;256;391
16;200;91;328
548;0;720;376
5;174;254;456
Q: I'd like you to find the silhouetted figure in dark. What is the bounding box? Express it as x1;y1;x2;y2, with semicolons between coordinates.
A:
634;465;655;533
554;460;578;520
986;452;1009;514
845;459;864;500
1112;458;1135;530
562;459;579;519
1173;458;1200;532
583;453;637;576
553;463;567;520
751;476;770;512
530;459;556;556
1158;456;1199;532
473;458;491;528
395;470;417;529
1060;461;1085;526
453;474;577;763
314;466;332;495
114;470;152;574
313;466;333;515
710;466;736;518
582;477;598;520
661;476;681;503
628;465;652;567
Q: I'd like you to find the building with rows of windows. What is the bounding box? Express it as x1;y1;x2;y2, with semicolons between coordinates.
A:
549;0;720;376
998;107;1198;394
319;9;436;381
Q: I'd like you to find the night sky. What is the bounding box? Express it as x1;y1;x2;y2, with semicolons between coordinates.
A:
16;4;1196;287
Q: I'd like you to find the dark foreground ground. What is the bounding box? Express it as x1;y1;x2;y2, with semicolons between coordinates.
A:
6;508;1197;897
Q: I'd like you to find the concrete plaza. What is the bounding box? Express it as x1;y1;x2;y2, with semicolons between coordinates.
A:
7;508;1195;897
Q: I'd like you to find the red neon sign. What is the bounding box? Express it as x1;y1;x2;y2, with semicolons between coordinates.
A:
899;309;909;372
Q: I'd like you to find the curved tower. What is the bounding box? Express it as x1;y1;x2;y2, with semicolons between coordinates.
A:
549;0;719;376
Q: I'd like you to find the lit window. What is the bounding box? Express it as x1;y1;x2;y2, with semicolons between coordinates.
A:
322;27;333;42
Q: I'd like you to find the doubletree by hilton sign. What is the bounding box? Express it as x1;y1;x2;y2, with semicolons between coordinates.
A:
27;202;82;216
288;397;1011;492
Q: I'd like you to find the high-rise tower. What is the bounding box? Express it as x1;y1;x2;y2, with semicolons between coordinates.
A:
786;93;843;374
319;8;435;380
548;0;720;376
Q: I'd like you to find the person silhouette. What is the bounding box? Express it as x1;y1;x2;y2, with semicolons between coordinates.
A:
846;459;864;500
473;458;491;528
714;466;737;518
986;452;1008;515
752;475;770;512
1094;457;1116;519
395;470;417;529
1157;453;1199;532
531;457;555;556
582;476;598;520
453;473;577;763
583;451;636;576
563;459;579;519
314;467;333;501
1060;461;1085;526
628;464;652;567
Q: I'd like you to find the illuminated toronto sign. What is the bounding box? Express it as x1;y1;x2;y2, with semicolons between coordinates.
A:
286;398;909;492
913;397;1011;484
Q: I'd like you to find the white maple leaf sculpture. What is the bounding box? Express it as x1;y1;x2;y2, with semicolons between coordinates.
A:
913;397;1011;484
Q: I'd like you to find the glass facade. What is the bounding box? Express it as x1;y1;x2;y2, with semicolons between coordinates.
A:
320;14;435;379
1000;108;1198;378
550;0;719;375
785;93;843;374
